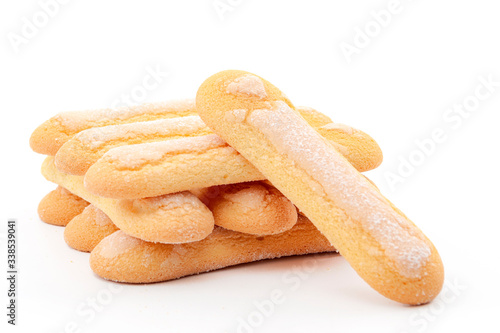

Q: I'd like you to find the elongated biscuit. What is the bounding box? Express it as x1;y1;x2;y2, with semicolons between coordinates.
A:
41;157;214;244
64;205;119;252
90;215;336;283
61;183;296;251
55;116;212;175
54;107;331;176
84;123;382;199
196;70;444;305
38;186;89;226
194;181;298;235
30;99;197;156
60;184;297;251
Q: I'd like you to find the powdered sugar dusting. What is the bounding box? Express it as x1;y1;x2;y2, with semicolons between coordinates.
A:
226;75;267;99
55;99;195;131
247;101;431;278
104;134;228;169
98;231;142;259
224;109;247;123
75;116;207;149
321;123;355;135
133;191;204;211
87;205;115;227
58;186;71;195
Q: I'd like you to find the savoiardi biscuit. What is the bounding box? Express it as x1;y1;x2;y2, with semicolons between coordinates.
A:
42;157;215;244
90;215;336;283
84;117;382;199
196;70;444;305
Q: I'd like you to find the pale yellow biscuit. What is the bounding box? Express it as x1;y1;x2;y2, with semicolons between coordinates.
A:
194;181;298;235
196;70;444;305
84;124;382;199
64;205;119;252
90;215;336;283
30;100;197;156
317;124;382;173
41;157;214;244
38;186;89;226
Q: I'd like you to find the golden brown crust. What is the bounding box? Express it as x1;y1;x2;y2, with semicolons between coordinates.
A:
90;215;336;283
38;186;89;226
64;205;119;252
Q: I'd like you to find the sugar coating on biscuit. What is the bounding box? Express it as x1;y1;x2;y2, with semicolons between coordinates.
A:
38;186;90;226
224;109;247;123
226;75;267;99
104;134;228;169
98;231;142;259
55;100;195;131
247;101;431;278
75;116;207;149
206;182;298;235
132;191;207;212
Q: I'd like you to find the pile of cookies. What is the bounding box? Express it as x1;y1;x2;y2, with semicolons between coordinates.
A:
30;70;444;305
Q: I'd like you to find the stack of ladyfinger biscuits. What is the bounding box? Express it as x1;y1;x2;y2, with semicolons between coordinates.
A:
30;70;444;305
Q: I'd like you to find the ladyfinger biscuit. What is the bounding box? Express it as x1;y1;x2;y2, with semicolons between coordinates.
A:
196;70;444;305
84;123;382;199
194;181;298;235
54;107;330;176
38;186;89;226
90;215;336;283
41;157;214;244
30;99;197;156
64;205;119;252
55;116;212;176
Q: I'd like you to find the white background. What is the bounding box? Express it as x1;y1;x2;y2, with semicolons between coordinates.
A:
1;0;499;332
